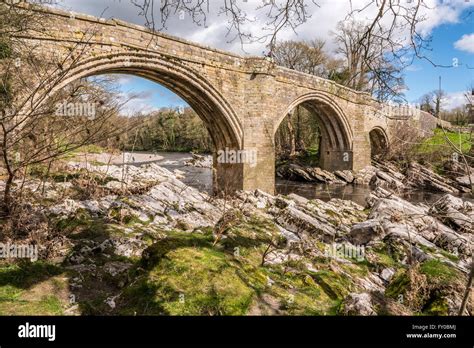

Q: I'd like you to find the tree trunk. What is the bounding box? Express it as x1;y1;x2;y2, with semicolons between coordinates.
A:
3;173;14;215
295;107;301;151
458;261;473;315
287;114;296;157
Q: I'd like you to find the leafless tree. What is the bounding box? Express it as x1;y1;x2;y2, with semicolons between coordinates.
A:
0;1;137;214
273;39;329;76
348;0;453;68
333;19;405;102
419;90;447;118
131;0;319;53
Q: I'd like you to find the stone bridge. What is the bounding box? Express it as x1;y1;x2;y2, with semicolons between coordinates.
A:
16;5;445;195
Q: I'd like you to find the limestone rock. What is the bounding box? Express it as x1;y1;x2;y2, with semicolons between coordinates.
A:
287;193;309;206
405;162;465;193
184;154;212;168
276;163;345;184
354;166;378;185
341;293;376;316
430;195;473;233
380;268;395;282
350;220;384;245
455;175;474;189
335;170;355;183
275;206;337;242
443;160;473;178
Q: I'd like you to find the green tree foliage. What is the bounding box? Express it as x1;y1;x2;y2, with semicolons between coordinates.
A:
118;107;213;153
275;107;321;163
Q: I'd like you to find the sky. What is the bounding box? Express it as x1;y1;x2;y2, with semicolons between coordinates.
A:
48;0;474;114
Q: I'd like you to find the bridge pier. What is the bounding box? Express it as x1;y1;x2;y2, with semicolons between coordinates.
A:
211;145;275;196
319;136;354;171
319;150;353;171
213;160;244;196
352;134;373;171
242;144;276;195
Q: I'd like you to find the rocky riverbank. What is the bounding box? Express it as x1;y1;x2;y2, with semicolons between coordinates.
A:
277;160;473;195
0;158;472;316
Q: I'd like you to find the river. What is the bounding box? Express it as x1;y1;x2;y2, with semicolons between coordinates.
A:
94;151;473;206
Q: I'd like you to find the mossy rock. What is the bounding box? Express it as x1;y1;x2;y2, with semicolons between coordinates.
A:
141;230;214;267
54;208;94;232
423;295;449;316
438;250;459;262
265;269;339;315
374;238;405;265
0;41;12;59
419;259;462;287
51;172;81;183
121;247;255;315
385;268;410;299
309;269;352;300
220;215;283;250
56;213;109;241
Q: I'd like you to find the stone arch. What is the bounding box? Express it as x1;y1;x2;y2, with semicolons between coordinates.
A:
28;52;244;193
369;127;389;159
36;52;243;150
276;92;354;171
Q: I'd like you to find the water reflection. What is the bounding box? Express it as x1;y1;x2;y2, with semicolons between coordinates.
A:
115;152;473;206
276;179;474;206
276;180;371;206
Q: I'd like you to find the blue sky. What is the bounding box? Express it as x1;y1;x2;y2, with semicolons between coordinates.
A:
112;75;188;116
404;8;474;107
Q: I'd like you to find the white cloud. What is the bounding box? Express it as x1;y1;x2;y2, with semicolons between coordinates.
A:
118;90;157;116
444;91;469;110
49;0;474;56
454;33;474;53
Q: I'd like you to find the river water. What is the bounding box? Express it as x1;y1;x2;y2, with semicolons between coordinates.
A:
106;151;473;206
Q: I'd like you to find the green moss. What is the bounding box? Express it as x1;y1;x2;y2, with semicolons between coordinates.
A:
0;262;66;315
0;41;12;60
370;243;401;270
419;245;436;254
108;207;146;226
385;269;410;299
220;215;283;250
264;268;340;315
123;247;255;315
423;296;449;316
309;269;352;300
419;259;461;286
375;252;397;268
118;225;342;316
0;262;63;289
0;294;64;315
28;165;81;183
54;210;109;241
141;230;214;267
0;80;13;106
341;262;369;277
79;144;106;154
438;250;460;262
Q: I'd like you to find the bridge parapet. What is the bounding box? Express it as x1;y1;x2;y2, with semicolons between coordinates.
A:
275;66;373;105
